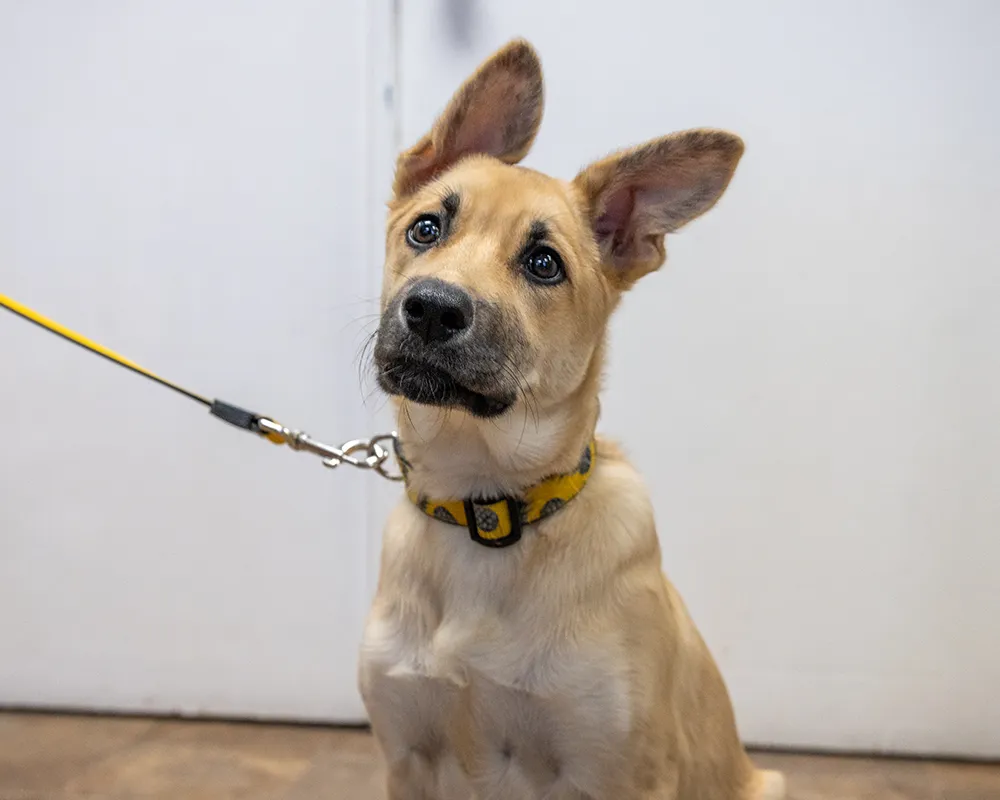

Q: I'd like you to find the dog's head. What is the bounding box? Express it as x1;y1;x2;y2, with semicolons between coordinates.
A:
375;40;743;420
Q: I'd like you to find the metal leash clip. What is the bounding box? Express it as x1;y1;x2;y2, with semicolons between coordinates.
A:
255;418;404;481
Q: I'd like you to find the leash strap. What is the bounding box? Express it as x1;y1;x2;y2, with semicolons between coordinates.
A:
0;292;402;479
0;292;213;408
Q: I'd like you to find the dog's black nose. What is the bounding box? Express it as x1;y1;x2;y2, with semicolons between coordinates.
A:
402;279;473;344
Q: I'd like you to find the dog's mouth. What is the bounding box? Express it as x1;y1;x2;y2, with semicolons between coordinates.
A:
377;358;514;419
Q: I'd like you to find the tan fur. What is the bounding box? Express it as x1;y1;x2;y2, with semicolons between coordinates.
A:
360;40;783;799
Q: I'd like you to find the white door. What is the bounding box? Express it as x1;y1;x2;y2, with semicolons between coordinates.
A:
0;1;393;722
398;1;1000;757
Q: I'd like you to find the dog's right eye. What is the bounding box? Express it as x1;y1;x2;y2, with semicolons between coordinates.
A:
407;215;442;248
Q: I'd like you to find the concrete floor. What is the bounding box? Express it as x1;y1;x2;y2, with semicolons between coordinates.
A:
0;712;998;799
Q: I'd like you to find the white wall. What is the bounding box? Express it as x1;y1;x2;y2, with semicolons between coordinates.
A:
0;1;389;721
398;0;1000;757
3;0;997;756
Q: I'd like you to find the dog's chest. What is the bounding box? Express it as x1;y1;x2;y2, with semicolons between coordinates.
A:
360;527;631;798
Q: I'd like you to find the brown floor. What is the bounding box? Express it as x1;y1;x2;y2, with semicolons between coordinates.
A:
0;712;997;800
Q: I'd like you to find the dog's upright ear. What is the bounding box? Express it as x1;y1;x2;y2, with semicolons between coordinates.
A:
573;130;744;288
393;39;544;197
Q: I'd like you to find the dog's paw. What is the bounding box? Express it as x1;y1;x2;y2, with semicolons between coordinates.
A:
755;769;786;800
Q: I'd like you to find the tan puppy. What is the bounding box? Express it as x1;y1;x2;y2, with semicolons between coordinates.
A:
360;40;784;800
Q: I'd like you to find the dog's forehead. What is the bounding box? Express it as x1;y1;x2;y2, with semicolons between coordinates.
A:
445;158;578;224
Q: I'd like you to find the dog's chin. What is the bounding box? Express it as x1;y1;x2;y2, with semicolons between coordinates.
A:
377;359;514;419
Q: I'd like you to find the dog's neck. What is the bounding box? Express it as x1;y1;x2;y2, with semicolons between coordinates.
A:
396;365;601;502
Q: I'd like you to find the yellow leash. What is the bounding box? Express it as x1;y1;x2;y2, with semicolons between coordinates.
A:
1;292;213;407
0;292;402;479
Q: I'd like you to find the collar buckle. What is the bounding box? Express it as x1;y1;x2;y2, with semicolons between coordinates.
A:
463;498;523;548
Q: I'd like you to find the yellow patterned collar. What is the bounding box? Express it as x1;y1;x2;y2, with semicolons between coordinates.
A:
400;440;597;548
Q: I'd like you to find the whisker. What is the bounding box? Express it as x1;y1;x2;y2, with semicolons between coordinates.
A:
354;329;380;395
402;400;421;441
504;355;540;435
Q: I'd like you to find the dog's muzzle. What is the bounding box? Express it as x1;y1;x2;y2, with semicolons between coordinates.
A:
374;278;526;418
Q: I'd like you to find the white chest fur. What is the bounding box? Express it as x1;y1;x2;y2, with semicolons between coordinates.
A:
359;504;633;799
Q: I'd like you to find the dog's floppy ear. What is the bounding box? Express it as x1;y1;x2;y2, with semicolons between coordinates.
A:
393;39;544;197
573;129;744;288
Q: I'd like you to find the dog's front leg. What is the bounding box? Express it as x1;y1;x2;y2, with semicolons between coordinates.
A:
382;746;470;800
363;669;472;800
384;751;436;800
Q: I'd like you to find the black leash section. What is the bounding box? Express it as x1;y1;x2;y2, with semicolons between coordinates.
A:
0;292;403;479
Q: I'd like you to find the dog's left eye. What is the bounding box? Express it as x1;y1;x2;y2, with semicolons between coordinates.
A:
522;246;565;285
407;214;442;248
